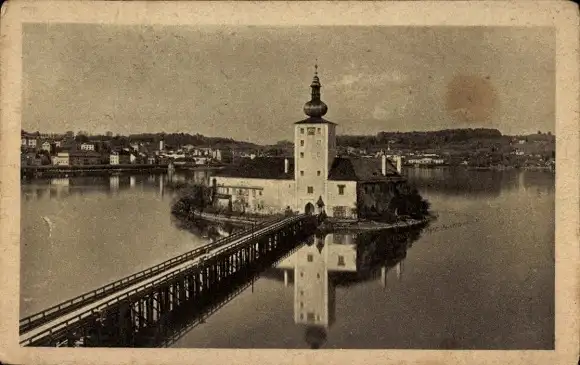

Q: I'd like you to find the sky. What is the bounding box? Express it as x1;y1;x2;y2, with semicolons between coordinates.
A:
22;24;555;144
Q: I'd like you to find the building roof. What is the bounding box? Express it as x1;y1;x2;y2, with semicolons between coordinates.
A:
216;156;402;182
215;157;295;180
328;157;401;182
294;117;337;125
69;151;102;157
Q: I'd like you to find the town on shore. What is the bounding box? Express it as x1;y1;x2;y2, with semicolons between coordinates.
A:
21;128;555;172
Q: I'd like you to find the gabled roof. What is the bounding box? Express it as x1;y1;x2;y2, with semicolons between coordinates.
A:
328;157;401;182
215;157;294;180
294;117;337;125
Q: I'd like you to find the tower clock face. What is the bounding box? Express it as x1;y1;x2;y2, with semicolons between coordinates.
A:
307;127;316;135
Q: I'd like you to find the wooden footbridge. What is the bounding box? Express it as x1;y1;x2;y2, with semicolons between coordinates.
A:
20;214;318;347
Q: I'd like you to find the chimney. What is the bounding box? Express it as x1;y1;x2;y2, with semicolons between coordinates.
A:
284;158;289;174
396;156;402;174
159;140;164;151
381;154;387;176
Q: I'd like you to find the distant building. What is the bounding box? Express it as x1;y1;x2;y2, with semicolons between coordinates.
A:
41;141;52;153
52;152;70;166
407;156;445;166
80;143;95;151
213;66;405;218
21;133;38;148
69;151;102;166
110;150;133;165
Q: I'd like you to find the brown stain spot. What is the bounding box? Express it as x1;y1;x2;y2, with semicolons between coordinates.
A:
445;74;498;124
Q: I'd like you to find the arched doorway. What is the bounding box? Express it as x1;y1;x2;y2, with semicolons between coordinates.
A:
304;203;315;215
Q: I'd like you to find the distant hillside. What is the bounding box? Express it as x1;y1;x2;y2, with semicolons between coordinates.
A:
126;133;258;150
336;128;554;152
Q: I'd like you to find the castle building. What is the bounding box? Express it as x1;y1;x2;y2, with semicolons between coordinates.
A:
213;65;404;218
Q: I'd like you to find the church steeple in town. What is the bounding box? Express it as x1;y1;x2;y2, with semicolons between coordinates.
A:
303;62;328;118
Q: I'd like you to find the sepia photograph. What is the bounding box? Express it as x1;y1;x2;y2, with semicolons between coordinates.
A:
1;1;578;365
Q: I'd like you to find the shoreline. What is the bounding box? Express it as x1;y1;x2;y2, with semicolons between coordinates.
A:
189;211;433;233
20;164;224;178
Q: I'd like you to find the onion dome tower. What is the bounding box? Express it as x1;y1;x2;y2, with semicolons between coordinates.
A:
303;63;328;119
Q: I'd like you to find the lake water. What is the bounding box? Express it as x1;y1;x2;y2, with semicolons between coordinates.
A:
20;168;554;349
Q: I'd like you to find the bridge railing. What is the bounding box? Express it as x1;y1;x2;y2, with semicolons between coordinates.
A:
20;214;310;346
19;216;283;334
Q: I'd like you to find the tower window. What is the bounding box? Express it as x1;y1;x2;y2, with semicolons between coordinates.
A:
300;128;304;134
300;152;304;158
307;127;315;135
300;170;304;176
307;254;313;262
300;140;304;147
338;255;345;266
317;128;321;134
307;186;313;194
317;170;321;176
316;140;321;146
316;152;321;158
338;185;345;195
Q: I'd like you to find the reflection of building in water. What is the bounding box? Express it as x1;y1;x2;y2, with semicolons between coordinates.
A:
277;234;357;332
48;178;71;199
50;178;70;186
110;176;119;192
130;176;136;188
159;175;165;198
275;231;409;348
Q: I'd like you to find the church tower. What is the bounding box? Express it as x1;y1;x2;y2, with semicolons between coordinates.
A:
294;64;337;214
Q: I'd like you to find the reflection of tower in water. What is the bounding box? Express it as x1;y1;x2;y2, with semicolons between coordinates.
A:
276;231;409;349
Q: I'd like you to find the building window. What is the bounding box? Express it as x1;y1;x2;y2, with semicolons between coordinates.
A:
317;273;320;279
307;313;315;322
300;290;304;296
317;170;321;176
300;313;304;320
300;128;304;134
316;140;321;146
307;127;315;135
307;186;313;194
300;302;304;308
317;128;321;134
316;152;321;158
300;140;304;147
259;191;262;196
300;170;304;176
307;254;313;262
300;152;304;158
338;185;345;195
338;256;345;266
300;272;304;277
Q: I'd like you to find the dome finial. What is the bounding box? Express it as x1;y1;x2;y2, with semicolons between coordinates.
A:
303;62;327;118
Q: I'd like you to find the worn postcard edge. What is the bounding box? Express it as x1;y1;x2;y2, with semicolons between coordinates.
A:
0;1;578;365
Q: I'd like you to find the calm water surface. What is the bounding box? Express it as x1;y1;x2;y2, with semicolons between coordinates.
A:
20;168;554;349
